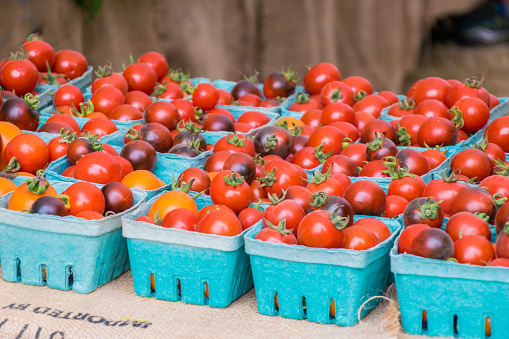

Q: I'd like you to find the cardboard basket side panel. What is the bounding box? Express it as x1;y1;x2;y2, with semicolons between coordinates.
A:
127;238;252;308
0;226;126;294
249;253;389;326
394;272;507;339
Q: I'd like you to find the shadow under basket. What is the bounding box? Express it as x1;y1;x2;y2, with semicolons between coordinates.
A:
123;198;253;308
0;181;146;294
244;217;401;326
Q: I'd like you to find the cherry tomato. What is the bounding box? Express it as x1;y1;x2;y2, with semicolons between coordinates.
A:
354;218;391;242
0;177;17;196
23;35;55;72
445;212;491;242
344;180;386;216
450;148;492;182
5;133;49;174
263;70;298;99
238;207;263;230
320;81;354;107
417;117;458;147
486;116;509;152
398;223;430;253
144;101;180;131
192;83;219;111
297;210;347;248
446;77;490;108
384;195;409;218
123;63;158;94
54;85;85;108
412;77;451;104
124;90;153;112
137;51;169;81
178;167;211;193
160;208;198;231
304;62;341;95
8;174;57;212
63;182;105;216
0;59;38;96
74;152;122;184
450;97;490;133
263;200;305;236
90;85;125;116
210;170;251;214
255;218;298;244
148;190;198;219
450;187;497;223
195;209;243;236
92;69;129;94
343;226;379;250
454;235;495;265
409;228;454;260
403;197;444;228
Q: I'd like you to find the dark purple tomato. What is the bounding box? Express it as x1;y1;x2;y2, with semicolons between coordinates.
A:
409;228;454;260
31;196;69;216
37;121;74;135
202;114;235;132
223;152;256;184
136;122;173;153
403;197;444;228
254;125;293;158
101;182;134;214
0;97;39;131
120;140;157;171
168;143;200;157
232;80;262;100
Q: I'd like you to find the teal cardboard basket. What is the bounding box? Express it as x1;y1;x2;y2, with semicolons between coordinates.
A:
390;226;505;338
122;193;253;308
35;66;93;93
0;181;146;294
244;216;401;326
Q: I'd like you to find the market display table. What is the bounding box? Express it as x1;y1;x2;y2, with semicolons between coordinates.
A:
0;269;436;339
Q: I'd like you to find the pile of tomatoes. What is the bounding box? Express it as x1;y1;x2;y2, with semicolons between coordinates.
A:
1;33;509;258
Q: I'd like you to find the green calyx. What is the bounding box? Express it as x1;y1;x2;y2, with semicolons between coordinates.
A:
57;194;71;210
122;54;136;70
242;70;259;83
224;171;245;187
9;50;28;61
168;68;191;83
180;82;194;95
504;222;509;235
398;97;416;110
494;159;509;176
328;206;350;231
329;88;344;102
274;120;302;136
264;217;294;235
253;154;267;165
418;198;443;220
24;93;40;109
295;92;310;104
366;132;386;152
473;212;490;222
177;120;202;133
186;138;203;153
268;189;287;205
258;168;277;188
94;62;114;78
472;135;489;151
382;163;415;181
152;82;167;96
82;131;104;152
281;67;299;83
464;76;483;89
313;144;333;164
310;168;332;186
396;123;412;146
26;170;50;196
2;157;21;173
58;129;78;144
74;100;95;118
308;191;328;209
126;128;140;141
354;90;367;102
442;169;462;183
264;134;278;152
153;210;163;225
42;61;67;86
227;132;246;147
449;106;464;130
26;33;43;42
381;156;399;170
492;193;508;208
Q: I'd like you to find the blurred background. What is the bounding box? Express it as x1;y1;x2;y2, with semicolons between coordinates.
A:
1;0;508;96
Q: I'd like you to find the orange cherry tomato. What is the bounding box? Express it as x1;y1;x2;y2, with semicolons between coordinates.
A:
0;121;22;169
121;170;163;191
0;177;17;196
148;190;198;219
8;179;57;212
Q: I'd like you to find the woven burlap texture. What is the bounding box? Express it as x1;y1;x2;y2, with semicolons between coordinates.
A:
0;268;443;339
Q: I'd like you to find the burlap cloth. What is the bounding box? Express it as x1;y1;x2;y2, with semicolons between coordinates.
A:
0;267;443;339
